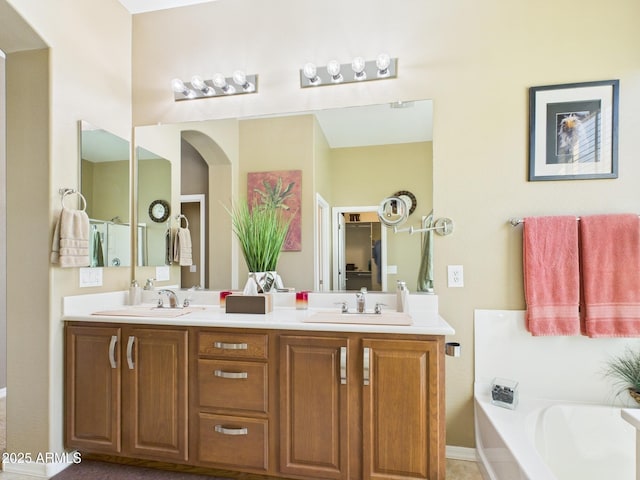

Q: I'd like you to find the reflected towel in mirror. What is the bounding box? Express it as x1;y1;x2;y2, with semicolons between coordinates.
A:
173;227;192;266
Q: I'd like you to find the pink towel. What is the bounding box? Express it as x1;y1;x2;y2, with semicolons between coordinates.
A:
523;216;580;336
580;214;640;337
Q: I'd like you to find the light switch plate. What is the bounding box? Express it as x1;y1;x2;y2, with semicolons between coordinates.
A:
447;265;464;288
156;265;170;281
387;265;398;274
79;267;103;287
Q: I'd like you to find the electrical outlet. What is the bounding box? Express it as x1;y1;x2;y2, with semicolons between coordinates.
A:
447;265;464;288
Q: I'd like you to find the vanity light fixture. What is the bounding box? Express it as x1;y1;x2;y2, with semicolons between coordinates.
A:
300;54;397;88
171;70;259;101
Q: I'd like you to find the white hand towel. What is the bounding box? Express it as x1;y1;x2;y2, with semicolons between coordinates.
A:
173;227;193;266
51;207;90;267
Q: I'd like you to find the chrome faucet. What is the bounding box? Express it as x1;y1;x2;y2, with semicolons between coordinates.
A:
157;289;179;308
356;287;367;313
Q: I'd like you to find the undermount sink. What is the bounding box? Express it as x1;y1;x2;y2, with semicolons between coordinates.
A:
304;311;413;326
92;306;206;318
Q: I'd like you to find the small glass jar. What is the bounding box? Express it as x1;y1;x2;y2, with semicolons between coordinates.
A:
219;291;232;308
295;291;309;310
491;377;519;410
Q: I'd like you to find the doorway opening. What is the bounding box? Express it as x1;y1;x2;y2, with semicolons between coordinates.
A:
332;206;387;291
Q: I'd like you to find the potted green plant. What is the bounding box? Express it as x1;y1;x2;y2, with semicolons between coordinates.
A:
604;347;640;405
228;199;292;295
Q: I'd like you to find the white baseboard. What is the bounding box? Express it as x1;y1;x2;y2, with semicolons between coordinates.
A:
2;451;79;478
446;445;478;462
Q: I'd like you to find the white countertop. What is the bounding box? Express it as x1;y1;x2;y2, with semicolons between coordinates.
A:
62;291;455;336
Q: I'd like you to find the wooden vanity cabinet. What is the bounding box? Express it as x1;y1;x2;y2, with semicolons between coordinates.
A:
65;323;188;463
279;333;445;480
66;323;445;479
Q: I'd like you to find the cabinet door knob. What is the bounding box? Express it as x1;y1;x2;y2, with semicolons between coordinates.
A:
214;425;248;436
213;341;248;350
214;370;248;379
363;347;371;386
126;336;135;370
340;346;347;385
108;335;118;369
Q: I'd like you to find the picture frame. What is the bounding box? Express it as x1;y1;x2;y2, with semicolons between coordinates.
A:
528;79;619;181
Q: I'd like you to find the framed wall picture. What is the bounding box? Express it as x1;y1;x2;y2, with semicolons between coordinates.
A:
528;79;619;181
248;169;302;251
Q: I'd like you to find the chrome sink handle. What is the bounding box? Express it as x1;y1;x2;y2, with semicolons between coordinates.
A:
374;303;387;314
335;301;348;314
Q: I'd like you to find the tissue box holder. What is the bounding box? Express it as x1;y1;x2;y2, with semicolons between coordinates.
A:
225;294;273;314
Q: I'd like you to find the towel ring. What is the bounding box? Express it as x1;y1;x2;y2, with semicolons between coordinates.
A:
60;188;87;212
176;214;189;229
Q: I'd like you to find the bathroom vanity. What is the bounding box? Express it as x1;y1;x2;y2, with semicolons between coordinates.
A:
63;292;454;480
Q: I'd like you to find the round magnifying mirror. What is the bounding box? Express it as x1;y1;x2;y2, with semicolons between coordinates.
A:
377;196;410;227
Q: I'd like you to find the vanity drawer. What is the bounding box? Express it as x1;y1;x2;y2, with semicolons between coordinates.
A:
198;359;268;413
197;413;268;471
198;331;268;360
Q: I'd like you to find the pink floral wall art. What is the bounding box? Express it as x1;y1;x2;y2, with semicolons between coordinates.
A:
247;169;302;251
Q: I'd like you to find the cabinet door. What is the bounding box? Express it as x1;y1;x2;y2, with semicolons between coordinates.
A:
279;335;351;479
65;325;121;453
122;327;188;462
362;338;444;480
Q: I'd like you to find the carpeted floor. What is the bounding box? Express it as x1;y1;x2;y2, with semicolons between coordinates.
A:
50;460;232;480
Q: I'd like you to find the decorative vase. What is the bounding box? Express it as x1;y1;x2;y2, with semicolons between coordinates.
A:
243;271;278;295
628;388;640;405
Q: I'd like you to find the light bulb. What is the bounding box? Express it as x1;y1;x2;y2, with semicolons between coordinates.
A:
303;62;321;85
376;53;391;77
171;78;196;98
190;75;214;95
351;56;366;80
171;78;188;94
213;73;236;94
232;70;254;92
327;60;343;83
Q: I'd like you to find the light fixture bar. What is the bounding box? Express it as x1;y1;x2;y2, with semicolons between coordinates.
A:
299;57;397;88
172;73;258;101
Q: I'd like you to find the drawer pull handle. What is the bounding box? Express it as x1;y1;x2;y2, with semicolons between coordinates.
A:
214;425;248;435
213;341;248;350
340;346;347;385
214;370;248;379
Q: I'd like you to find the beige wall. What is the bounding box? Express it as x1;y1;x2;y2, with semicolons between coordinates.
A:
3;0;131;458
129;0;640;448
1;0;638;459
0;51;6;389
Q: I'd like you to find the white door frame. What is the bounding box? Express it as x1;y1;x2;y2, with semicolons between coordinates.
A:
180;194;206;288
314;193;330;291
332;205;387;291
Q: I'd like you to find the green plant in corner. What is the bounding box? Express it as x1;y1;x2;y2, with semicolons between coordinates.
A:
228;199;292;273
604;347;640;405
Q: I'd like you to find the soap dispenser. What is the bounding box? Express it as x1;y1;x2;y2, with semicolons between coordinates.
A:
396;280;409;312
129;280;142;306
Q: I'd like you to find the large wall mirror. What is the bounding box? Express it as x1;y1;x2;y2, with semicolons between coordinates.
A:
134;99;433;292
80;121;132;267
80;121;170;268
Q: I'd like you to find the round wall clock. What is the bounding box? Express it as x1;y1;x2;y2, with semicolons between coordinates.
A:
392;190;417;215
149;199;170;223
